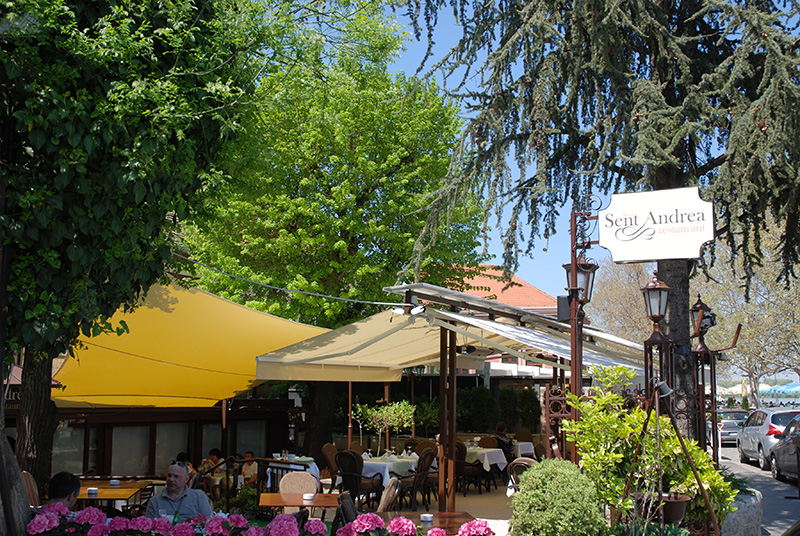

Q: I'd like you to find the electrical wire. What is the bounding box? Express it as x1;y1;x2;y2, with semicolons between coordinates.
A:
173;253;414;308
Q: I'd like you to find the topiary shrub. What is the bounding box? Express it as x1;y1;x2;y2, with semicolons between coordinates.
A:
510;458;605;536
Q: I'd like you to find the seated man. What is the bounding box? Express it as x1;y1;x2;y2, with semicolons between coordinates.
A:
241;451;258;487
492;421;515;462
46;472;81;512
146;461;212;522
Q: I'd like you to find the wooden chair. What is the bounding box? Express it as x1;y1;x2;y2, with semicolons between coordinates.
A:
507;457;537;493
123;484;154;517
21;470;39;507
321;443;340;493
376;477;401;513
414;440;437;455
335;449;383;511
454;441;484;496
398;448;435;511
478;436;498;448
402;438;420;453
348;441;365;455
279;471;320;514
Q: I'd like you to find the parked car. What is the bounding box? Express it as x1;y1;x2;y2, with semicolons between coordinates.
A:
738;409;800;470
708;409;749;447
769;413;800;482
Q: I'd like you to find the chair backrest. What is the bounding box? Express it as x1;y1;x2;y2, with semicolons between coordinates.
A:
138;484;155;502
414;440;437;455
279;471;319;514
377;477;401;512
416;448;436;475
507;457;537;492
478;436;498;448
22;470;39;507
348;441;364;455
454;441;467;463
549;435;563;459
338;492;359;524
335;450;363;497
322;443;339;474
515;429;534;442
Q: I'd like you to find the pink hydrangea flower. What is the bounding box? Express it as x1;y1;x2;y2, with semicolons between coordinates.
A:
335;523;355;536
169;522;196;536
428;529;447;536
457;519;493;536
86;522;108;536
75;507;107;526
129;516;154;532
106;517;130;532
27;513;59;535
152;518;172;535
243;526;266;536
42;502;70;517
205;516;230;536
267;516;299;536
387;516;416;536
352;513;384;534
228;515;248;529
303;519;327;535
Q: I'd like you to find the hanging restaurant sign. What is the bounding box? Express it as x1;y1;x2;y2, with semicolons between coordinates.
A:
598;187;714;262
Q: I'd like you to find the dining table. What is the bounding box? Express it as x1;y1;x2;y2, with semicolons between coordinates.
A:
379;511;476;535
258;492;340;509
466;447;508;471
514;441;535;458
76;480;153;510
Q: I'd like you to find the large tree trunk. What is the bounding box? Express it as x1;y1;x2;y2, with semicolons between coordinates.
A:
659;258;699;441
0;434;32;536
16;349;59;499
301;382;335;463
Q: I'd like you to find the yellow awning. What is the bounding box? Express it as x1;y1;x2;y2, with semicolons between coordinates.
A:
53;283;327;408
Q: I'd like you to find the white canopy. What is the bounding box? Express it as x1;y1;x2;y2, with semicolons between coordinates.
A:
256;306;644;382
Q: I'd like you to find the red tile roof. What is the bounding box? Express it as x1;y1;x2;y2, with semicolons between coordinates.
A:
463;266;557;314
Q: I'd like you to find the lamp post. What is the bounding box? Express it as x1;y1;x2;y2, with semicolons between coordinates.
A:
641;271;672;400
690;294;718;463
564;211;599;463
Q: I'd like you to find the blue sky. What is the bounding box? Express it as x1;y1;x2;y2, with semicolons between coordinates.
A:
386;17;595;299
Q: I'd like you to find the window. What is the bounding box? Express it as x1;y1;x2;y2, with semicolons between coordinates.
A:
155;423;189;475
52;423;85;475
112;426;150;476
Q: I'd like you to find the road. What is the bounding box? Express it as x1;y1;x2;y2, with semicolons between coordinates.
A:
719;446;800;536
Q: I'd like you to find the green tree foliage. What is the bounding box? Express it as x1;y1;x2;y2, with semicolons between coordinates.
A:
182;5;487;329
563;367;737;524
414;395;440;438
498;387;519;428
456;386;495;432
517;387;542;433
402;0;800;287
0;0;274;488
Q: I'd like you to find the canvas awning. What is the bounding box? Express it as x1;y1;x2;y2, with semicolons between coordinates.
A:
255;306;643;382
53;283;327;408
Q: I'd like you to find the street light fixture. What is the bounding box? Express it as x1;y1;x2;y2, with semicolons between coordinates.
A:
641;270;671;332
562;254;599;303
641;271;672;400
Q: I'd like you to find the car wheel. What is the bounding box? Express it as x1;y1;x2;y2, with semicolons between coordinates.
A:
758;445;770;470
738;443;748;463
771;454;787;482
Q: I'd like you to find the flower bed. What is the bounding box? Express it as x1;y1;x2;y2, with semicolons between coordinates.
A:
28;504;494;536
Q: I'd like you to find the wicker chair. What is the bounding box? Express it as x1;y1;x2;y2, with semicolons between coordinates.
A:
335;449;383;511
507;457;537;493
348;441;365;455
376;477;402;513
414;440;437;455
330;492;359;535
478;436;498;448
321;443;340;493
279;471;320;514
22;471;39;507
454;441;484;496
398;448;435;511
515;429;534;442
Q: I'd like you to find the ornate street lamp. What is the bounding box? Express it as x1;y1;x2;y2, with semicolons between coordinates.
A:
562;254;599;303
641;271;671;399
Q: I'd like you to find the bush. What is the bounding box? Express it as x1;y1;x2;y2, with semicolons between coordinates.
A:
510;458;605;536
499;388;519;427
518;388;542;432
607;523;690;536
457;386;495;432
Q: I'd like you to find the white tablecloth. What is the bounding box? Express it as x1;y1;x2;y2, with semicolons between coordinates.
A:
466;447;508;471
336;456;417;487
515;442;535;458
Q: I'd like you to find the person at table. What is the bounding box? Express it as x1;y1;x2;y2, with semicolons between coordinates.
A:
46;472;80;512
146;461;212;522
491;421;515;462
200;448;225;473
241;451;258;487
175;451;197;477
